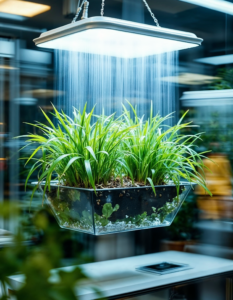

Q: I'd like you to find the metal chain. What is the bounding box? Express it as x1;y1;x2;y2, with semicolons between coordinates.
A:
142;0;160;27
100;0;159;27
72;0;86;23
101;0;105;16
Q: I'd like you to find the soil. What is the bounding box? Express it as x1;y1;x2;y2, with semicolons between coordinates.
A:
62;176;165;190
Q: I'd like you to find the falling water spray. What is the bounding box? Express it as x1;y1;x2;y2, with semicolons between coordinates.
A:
55;50;178;124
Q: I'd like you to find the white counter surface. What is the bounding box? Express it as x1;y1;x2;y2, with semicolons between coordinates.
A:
8;251;233;299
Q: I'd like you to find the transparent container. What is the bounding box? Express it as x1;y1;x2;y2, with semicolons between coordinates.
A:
35;181;192;235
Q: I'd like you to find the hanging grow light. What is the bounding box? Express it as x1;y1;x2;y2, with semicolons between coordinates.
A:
33;1;203;58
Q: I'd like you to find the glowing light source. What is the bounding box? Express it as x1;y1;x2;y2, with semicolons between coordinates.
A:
195;54;233;65
0;0;51;17
34;17;202;58
179;0;233;15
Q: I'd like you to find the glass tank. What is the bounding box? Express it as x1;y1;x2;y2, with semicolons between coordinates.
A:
36;182;192;235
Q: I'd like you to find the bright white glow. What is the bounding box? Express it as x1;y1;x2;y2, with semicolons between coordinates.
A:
38;28;198;58
180;0;233;15
195;54;233;65
0;0;51;17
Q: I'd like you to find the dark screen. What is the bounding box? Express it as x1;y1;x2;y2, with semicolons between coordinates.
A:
144;262;181;272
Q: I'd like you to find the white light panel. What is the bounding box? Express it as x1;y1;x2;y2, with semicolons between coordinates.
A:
38;28;198;58
195;54;233;65
180;0;233;15
34;17;202;58
181;90;233;106
0;0;50;17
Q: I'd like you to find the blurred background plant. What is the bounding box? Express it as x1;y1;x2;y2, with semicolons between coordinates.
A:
180;67;233;161
0;202;104;300
166;192;199;242
180;107;233;165
160;192;199;252
208;68;233;90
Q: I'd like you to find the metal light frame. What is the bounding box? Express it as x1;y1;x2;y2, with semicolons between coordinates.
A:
34;16;203;50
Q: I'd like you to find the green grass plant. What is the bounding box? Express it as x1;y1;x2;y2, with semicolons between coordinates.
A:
121;103;211;195
19;103;211;199
20;104;134;199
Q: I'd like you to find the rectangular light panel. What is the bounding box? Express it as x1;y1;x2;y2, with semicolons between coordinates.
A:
0;0;51;17
180;0;233;15
181;90;233;106
195;54;233;65
34;17;202;58
38;29;199;58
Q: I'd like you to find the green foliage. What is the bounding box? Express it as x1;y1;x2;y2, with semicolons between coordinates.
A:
158;203;177;223
95;203;119;227
167;192;198;241
152;203;178;224
122;102;211;195
80;210;93;227
0;205;104;300
134;212;147;225
20;104;134;198
19;103;210;199
208;68;233;90
0;202;19;218
190;111;233;163
124;212;148;226
102;203;119;218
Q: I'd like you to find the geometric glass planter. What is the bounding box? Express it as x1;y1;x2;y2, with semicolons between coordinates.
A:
35;181;192;235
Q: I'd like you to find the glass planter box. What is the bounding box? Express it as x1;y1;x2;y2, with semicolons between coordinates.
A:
35;181;192;235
